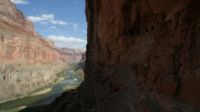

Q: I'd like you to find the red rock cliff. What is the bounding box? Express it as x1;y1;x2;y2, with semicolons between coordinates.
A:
43;0;200;112
0;0;67;102
0;0;63;64
0;0;36;35
58;48;85;63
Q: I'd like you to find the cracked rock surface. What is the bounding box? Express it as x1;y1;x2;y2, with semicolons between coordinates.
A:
43;0;200;112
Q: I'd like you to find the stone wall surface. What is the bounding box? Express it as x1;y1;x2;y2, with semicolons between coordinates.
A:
44;0;200;112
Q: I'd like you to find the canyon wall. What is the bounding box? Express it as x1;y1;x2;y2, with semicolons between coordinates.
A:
45;0;200;112
0;0;36;35
0;0;67;103
58;48;85;63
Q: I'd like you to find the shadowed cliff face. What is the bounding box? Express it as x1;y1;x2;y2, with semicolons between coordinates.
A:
43;0;200;112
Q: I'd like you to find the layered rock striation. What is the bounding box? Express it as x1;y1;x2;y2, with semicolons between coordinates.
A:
0;0;35;35
58;48;85;63
0;0;67;102
44;0;200;112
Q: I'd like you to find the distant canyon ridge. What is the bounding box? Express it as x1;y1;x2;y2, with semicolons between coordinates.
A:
0;0;84;103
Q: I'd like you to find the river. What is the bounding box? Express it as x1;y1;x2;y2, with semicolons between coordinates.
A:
0;65;83;112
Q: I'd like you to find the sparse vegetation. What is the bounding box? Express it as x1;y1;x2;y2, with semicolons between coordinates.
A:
0;63;84;112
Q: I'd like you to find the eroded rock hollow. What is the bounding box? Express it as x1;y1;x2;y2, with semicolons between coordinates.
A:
45;0;200;112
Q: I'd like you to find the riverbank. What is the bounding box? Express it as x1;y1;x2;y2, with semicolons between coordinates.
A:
0;63;84;112
0;62;67;104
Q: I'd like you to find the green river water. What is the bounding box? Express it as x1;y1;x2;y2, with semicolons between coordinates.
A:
0;65;83;112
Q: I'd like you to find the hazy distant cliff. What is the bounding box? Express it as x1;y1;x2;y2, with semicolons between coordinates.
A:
58;48;85;63
0;0;67;102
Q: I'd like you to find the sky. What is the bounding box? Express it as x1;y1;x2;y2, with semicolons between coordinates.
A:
11;0;87;49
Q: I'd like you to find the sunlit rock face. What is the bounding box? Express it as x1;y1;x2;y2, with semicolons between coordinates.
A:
58;48;85;63
0;0;67;102
0;0;35;35
44;0;200;112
